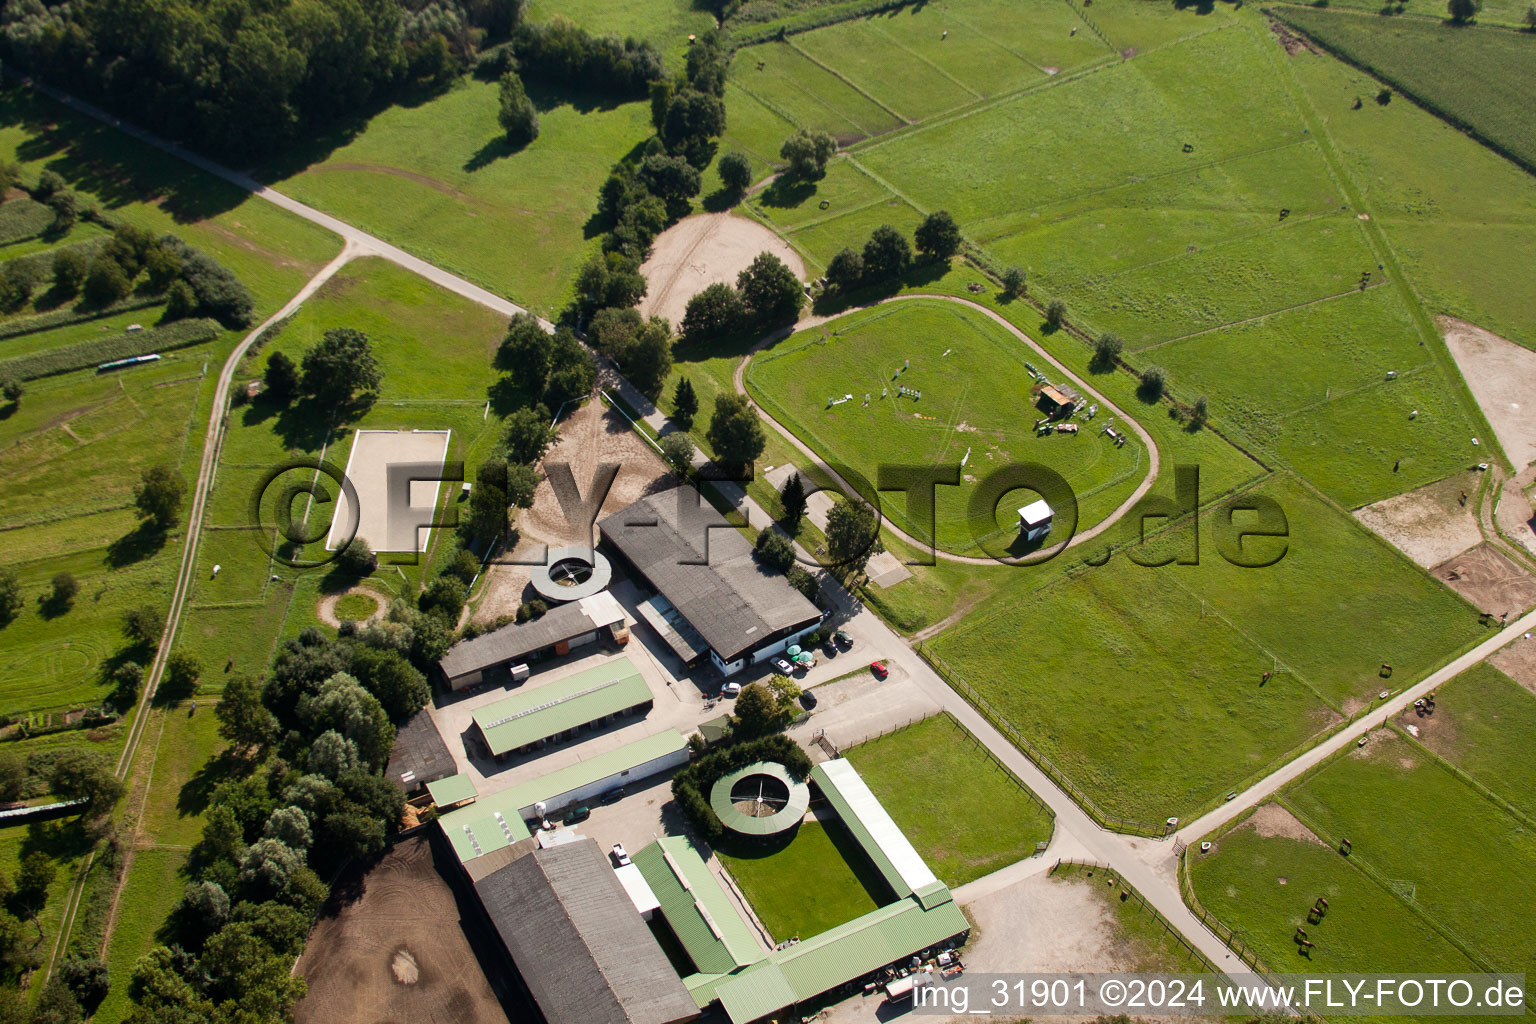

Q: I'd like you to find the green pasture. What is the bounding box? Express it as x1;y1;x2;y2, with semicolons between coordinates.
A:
174;257;515;676
1286;730;1536;985
266;78;652;316
747;299;1149;554
716;820;887;942
1289;48;1536;353
93;847;188;1024
1190;818;1481;1024
0;351;230;714
1403;662;1536;821
928;534;1331;825
0;89;341;315
846;713;1053;887
1278;8;1536;171
855;26;1300;224
927;471;1480;822
526;0;714;62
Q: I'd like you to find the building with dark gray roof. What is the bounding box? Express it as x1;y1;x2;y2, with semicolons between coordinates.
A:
474;838;698;1024
436;591;629;690
385;709;456;793
598;485;822;676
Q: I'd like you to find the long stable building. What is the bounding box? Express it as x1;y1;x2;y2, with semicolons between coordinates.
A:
598;485;821;676
632;760;969;1024
436;591;629;691
470;657;653;760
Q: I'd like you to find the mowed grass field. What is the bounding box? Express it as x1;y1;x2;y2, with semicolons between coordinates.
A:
746;299;1149;554
0;82;340;720
717;820;886;942
1277;9;1536;172
266;78;652;316
1283;730;1536;989
175;257;515;686
846;714;1053;887
927;472;1484;823
1288;44;1536;354
1193;685;1536;1017
730;6;1494;508
1398;662;1536;821
1191;817;1481;1024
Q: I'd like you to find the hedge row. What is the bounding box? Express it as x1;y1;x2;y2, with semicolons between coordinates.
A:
671;733;812;840
730;0;918;47
0;292;164;342
0;196;56;245
0;317;222;380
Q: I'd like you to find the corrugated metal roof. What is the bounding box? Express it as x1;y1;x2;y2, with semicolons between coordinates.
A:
811;760;938;899
426;772;477;807
438;591;625;680
441;731;689;864
599;486;821;663
710;896;967;1023
715;963;798;1024
634;837;765;975
472;657;652;756
475;839;698;1024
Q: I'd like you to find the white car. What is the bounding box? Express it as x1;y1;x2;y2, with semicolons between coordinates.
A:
772;658;794;674
611;843;631;866
721;681;742;698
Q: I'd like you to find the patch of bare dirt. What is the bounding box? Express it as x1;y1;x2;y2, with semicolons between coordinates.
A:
1439;316;1536;470
295;835;512;1024
819;871;1191;1024
1490;633;1536;695
1430;543;1536;618
1355;469;1483;569
473;400;674;624
1248;803;1325;846
638;212;805;329
316;586;389;629
1270;20;1316;56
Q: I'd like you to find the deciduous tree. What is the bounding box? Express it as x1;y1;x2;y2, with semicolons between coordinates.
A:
705;393;766;466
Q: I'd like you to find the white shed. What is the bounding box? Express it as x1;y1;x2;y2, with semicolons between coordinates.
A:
1018;499;1054;542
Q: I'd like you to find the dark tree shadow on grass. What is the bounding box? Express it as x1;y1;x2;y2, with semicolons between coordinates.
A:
105;521;169;569
37;593;72;621
464;135;530;172
701;187;740;213
271;397;343;452
758;176;818;212
807;261;949;318
177;750;252;822
3;92;244;225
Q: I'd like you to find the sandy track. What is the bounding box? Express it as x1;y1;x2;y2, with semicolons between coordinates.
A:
1439;316;1536;470
1353;469;1482;569
639;213;805;328
473;399;674;624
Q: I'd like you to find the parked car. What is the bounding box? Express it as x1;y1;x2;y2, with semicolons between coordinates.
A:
821;639;838;658
833;630;853;648
611;843;631;866
564;805;591;825
721;681;742;698
799;690;818;710
870;661;889;680
772;658;794;675
599;787;625;805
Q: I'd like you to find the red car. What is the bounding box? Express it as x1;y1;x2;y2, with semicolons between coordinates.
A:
870;661;888;680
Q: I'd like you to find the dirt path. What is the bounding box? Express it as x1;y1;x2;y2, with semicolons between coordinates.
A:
731;293;1162;566
639;212;805;328
315;585;391;628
